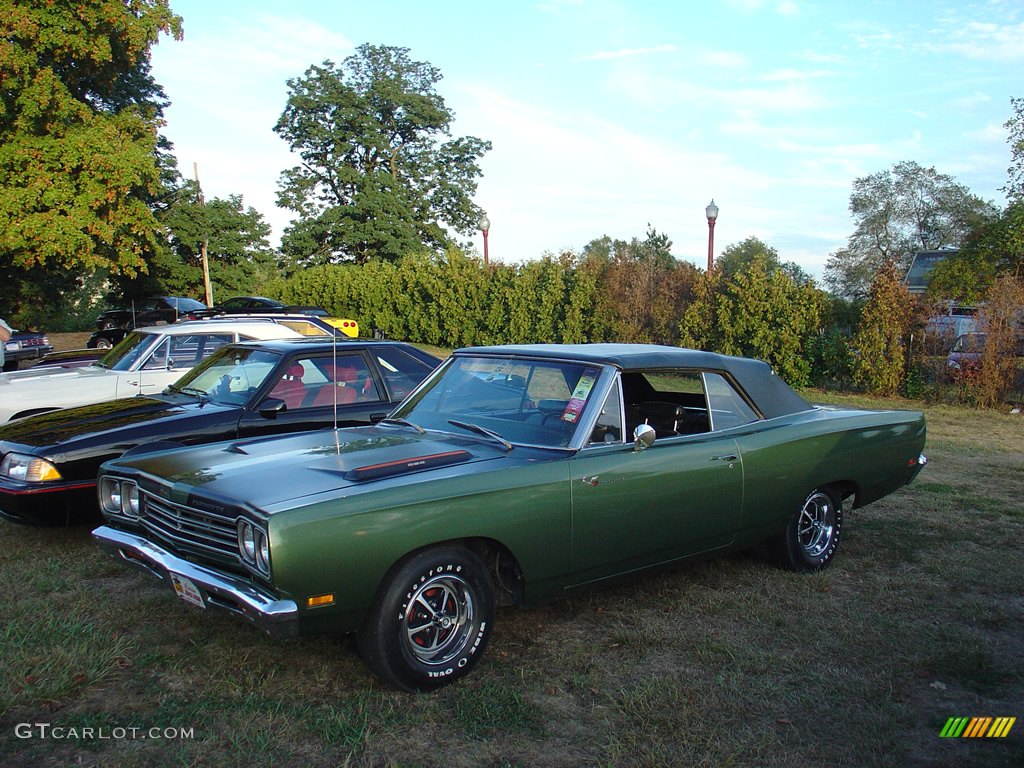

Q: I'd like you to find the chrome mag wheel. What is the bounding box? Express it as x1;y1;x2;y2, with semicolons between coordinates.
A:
403;573;476;666
797;491;836;558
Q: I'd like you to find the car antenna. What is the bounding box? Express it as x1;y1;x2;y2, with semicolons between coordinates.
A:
332;325;340;454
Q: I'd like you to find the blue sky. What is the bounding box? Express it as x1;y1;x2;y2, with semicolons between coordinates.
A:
150;0;1022;278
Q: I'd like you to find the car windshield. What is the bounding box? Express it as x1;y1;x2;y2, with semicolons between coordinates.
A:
96;331;161;372
168;348;282;406
392;355;605;448
168;297;207;312
952;334;985;353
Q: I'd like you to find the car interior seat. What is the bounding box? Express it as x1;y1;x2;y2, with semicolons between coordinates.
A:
269;363;307;409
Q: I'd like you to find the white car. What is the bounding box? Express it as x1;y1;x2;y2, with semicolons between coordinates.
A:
0;319;318;423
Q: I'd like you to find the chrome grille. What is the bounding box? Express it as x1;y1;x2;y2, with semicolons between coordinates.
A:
140;492;238;559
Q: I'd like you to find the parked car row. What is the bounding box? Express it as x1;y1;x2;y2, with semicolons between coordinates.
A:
0;337;927;692
86;296;348;348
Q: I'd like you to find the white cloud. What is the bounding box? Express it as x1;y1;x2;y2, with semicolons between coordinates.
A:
578;44;678;61
929;21;1024;62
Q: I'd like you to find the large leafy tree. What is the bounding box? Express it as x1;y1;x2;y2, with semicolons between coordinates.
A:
824;161;997;300
928;99;1024;303
111;189;280;301
275;44;491;265
0;0;182;300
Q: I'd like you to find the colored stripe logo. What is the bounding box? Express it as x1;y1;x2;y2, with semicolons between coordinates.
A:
940;717;1016;738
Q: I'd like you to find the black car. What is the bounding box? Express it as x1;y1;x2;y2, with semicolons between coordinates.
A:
91;297;208;347
190;296;329;319
3;331;55;371
0;338;439;525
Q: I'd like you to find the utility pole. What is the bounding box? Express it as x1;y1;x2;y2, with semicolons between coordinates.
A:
194;162;213;307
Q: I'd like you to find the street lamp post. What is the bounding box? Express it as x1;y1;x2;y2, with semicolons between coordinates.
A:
705;199;719;273
478;213;491;266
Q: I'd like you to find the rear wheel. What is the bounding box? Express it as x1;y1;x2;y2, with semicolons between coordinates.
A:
769;488;842;572
357;545;495;692
95;338;113;349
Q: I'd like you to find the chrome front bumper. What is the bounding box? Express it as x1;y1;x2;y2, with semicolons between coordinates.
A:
92;525;299;641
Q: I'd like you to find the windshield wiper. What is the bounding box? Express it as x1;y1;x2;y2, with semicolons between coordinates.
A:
174;386;209;403
447;420;513;452
380;417;426;434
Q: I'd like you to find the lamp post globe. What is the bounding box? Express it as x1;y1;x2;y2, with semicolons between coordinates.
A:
478;213;491;266
705;200;719;273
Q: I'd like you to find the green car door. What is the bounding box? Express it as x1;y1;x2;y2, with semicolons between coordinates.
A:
566;370;746;586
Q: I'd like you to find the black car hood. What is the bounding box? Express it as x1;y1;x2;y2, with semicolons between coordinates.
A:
0;395;229;451
115;425;525;512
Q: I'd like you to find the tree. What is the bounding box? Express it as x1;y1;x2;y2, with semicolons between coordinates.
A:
825;161;997;299
1005;97;1024;202
0;0;181;293
972;274;1024;408
275;44;491;265
717;236;810;284
927;199;1024;304
681;262;824;386
587;226;698;343
850;261;914;396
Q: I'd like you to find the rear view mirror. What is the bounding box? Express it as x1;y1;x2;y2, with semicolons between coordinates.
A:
633;423;656;451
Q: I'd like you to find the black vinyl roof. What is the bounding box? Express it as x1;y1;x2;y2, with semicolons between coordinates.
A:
457;343;813;419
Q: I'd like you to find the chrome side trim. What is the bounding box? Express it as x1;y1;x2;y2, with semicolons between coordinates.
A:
92;525;298;641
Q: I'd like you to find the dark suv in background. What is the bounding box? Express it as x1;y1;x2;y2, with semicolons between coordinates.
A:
3;331;55;371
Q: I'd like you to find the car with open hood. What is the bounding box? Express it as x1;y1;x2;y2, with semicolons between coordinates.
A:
93;344;927;691
0;338;438;526
0;318;316;424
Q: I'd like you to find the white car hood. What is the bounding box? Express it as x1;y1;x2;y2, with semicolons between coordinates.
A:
0;364;171;423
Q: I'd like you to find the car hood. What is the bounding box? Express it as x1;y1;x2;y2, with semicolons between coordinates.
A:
0;362;114;384
116;426;525;511
0;395;226;450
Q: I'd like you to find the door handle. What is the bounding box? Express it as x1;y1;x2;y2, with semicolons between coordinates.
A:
712;454;738;462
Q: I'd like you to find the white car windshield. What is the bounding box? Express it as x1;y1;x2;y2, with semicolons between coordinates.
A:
95;331;161;372
393;356;604;448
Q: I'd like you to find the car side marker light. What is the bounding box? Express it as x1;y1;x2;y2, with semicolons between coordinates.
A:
307;594;335;608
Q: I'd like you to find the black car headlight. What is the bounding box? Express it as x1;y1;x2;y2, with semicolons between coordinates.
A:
237;519;270;575
98;477;140;518
1;453;62;483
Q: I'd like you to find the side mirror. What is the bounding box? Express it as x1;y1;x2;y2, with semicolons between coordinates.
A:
633;423;656;451
166;358;175;370
258;398;287;419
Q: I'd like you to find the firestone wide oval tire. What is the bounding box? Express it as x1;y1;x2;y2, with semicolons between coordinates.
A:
357;546;495;692
769;488;843;572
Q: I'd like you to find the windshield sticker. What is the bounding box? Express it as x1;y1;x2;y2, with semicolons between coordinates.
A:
562;368;599;423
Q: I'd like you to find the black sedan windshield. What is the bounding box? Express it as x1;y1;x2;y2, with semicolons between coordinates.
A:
169;348;282;405
394;356;604;448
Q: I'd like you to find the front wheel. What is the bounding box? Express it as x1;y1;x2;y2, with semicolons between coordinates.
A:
357;546;495;692
768;488;842;572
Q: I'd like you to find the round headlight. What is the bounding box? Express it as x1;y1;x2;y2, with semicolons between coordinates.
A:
122;482;140;518
255;529;270;573
98;477;122;514
237;520;256;562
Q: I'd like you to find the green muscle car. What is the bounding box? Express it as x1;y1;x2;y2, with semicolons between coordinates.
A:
93;344;927;691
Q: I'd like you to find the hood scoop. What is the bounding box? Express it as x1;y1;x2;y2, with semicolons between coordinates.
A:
345;449;472;482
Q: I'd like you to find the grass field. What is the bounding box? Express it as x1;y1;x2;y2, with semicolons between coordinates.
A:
0;350;1021;767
